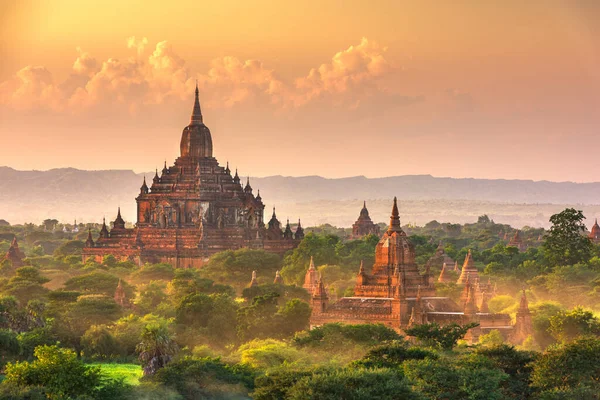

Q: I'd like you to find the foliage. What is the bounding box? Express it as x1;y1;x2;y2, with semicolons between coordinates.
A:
548;306;600;343
137;322;178;376
474;344;537;399
148;356;255;400
531;336;600;394
3;345;101;399
405;322;479;350
403;355;508;400
543;208;593;267
286;367;421;400
350;340;437;369
201;248;282;289
293;323;403;349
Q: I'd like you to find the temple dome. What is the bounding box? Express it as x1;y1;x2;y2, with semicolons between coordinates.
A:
180;84;213;159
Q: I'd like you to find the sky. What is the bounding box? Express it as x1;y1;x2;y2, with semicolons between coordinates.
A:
1;0;600;182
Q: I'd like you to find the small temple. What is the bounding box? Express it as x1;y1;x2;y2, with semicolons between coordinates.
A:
2;237;25;268
426;241;455;271
351;201;381;239
83;85;302;267
507;230;527;252
456;249;480;285
307;198;531;344
589;219;600;243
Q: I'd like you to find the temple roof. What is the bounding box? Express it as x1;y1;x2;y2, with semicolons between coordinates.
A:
180;84;213;159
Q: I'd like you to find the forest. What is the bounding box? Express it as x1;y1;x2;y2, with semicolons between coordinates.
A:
0;209;599;399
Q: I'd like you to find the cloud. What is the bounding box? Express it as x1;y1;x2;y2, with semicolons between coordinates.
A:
127;36;148;56
0;37;405;116
294;37;392;106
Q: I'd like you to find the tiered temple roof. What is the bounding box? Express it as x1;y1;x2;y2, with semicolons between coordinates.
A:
82;86;302;267
351;201;381;239
589;219;600;243
3;237;25;268
456;250;479;285
307;197;528;344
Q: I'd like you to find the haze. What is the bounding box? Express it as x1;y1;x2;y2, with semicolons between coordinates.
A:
1;0;599;182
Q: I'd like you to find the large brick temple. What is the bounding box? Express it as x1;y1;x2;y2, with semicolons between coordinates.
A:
83;86;303;267
307;197;532;344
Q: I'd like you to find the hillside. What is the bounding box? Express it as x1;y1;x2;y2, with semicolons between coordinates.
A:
1;166;600;227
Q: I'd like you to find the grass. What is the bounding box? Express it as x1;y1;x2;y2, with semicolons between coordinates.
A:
92;363;143;386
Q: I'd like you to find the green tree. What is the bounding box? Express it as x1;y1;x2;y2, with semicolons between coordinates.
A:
350;340;437;369
548;306;600;343
148;357;255;400
531;336;600;394
137;322;178;376
201;248;282;289
3;345;101;399
404;355;508;400
286;368;421;400
405;322;479;350
543;208;593;266
475;344;537;399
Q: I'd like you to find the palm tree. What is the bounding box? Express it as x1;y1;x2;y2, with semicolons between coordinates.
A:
136;322;178;375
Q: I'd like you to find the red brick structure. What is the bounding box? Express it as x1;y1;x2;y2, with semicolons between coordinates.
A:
83;86;302;267
589;219;600;243
508;230;527;252
456;250;480;285
2;237;25;268
351;201;381;239
308;198;529;344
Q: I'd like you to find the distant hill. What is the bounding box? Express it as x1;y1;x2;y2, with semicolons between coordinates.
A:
1;167;600;228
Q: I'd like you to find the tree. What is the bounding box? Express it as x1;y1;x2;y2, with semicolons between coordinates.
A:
548;306;600;343
543;208;593;266
403;355;508;400
0;329;21;365
475;344;537;399
3;345;101;399
201;248;282;289
136;322;178;376
53;240;84;257
405;322;479;350
274;299;311;337
149;357;255;400
286;368;421;400
350;340;437;369
531;336;600;394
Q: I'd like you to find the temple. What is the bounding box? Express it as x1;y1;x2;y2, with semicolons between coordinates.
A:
83;86;302;267
2;237;25;268
351;201;381;238
589;219;600;243
307;198;532;344
426;241;455;271
507;230;526;252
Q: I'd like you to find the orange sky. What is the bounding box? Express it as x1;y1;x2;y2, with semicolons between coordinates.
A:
1;0;600;181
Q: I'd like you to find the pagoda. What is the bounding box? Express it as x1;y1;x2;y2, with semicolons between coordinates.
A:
2;237;25;268
83;85;302;267
351;201;381;239
507;230;526;252
589;219;600;243
456;249;480;285
307;198;525;344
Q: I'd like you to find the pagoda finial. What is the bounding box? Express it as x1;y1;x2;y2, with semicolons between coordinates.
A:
358;260;365;274
309;256;315;271
272;206;276;218
388;196;401;232
190;81;203;124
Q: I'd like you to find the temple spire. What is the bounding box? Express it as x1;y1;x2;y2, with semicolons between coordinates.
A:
388;196;402;232
190;81;203;124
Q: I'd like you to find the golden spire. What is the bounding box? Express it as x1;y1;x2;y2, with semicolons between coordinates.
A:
190;81;203;125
